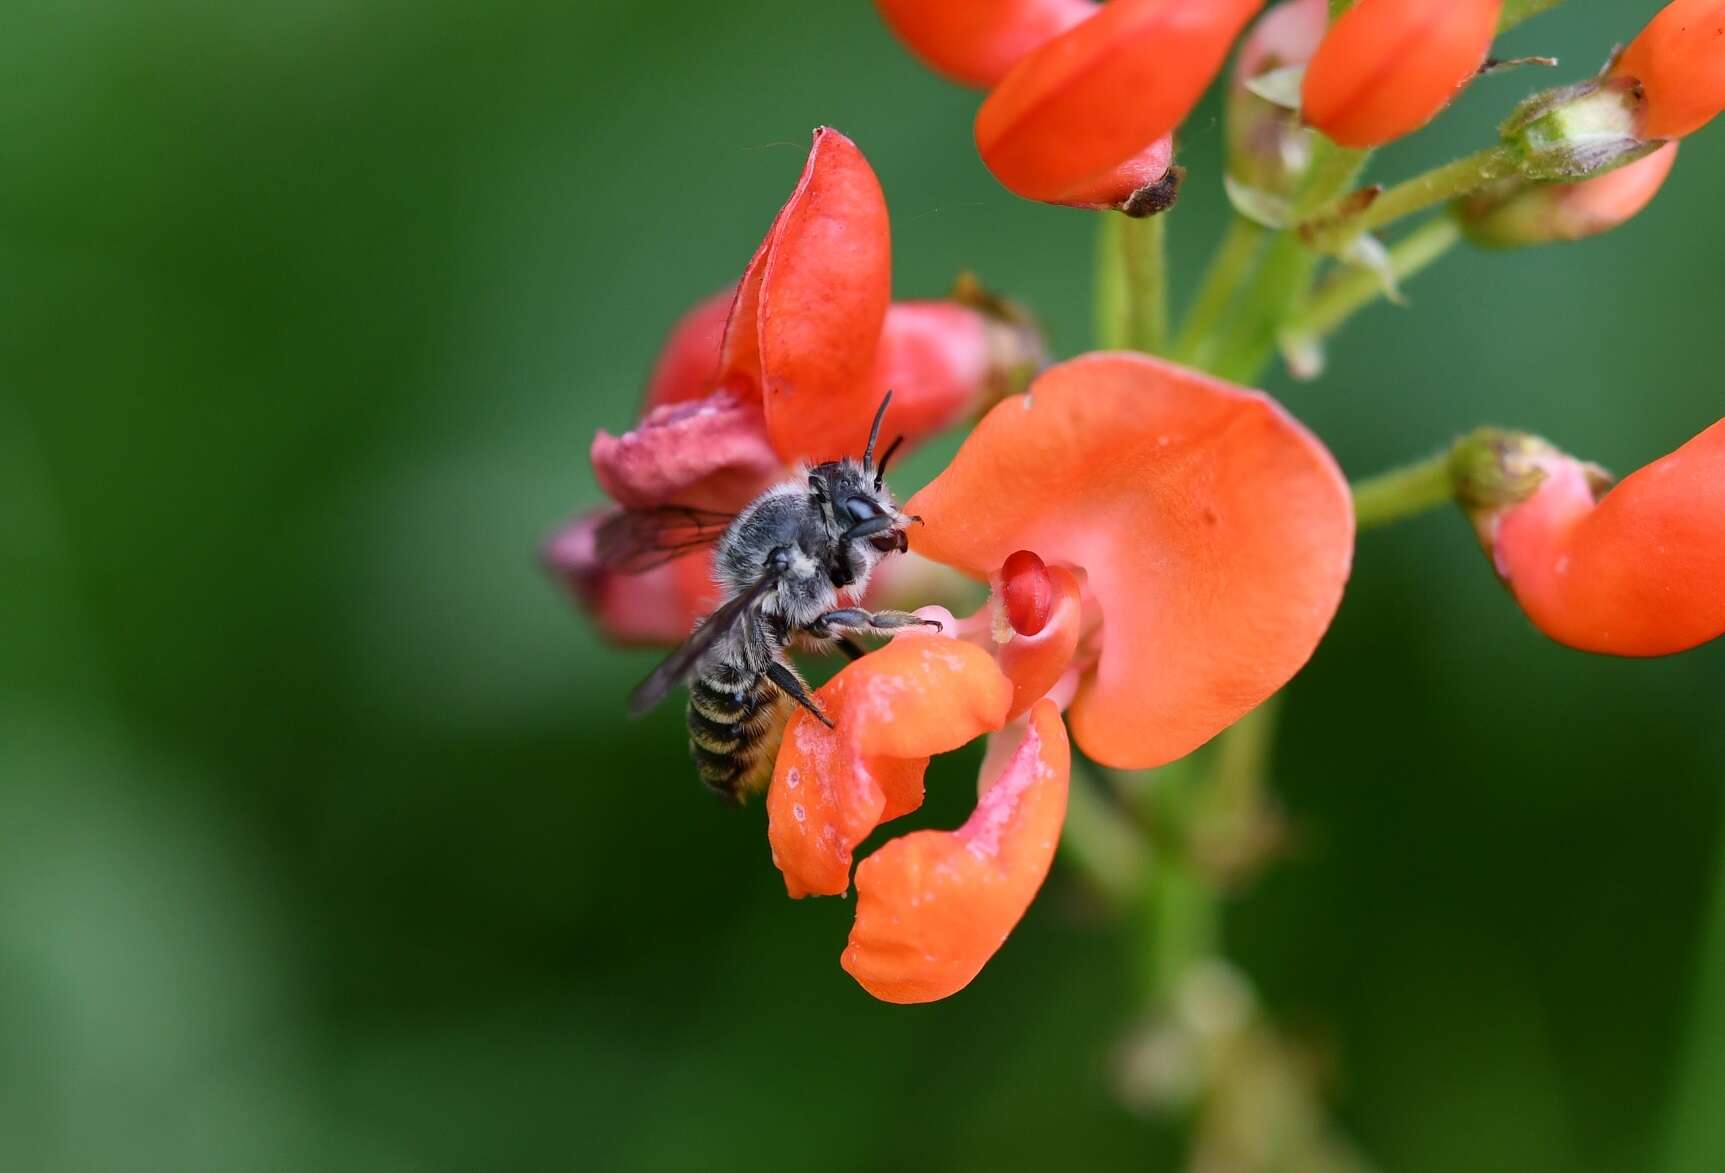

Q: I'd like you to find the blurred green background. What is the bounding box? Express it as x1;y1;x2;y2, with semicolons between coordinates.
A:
4;1;1724;1169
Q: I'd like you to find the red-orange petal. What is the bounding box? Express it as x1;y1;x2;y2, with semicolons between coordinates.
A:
715;128;893;466
1302;0;1501;149
1458;143;1679;249
767;634;1013;899
1611;0;1725;140
975;0;1264;204
875;0;1097;90
842;699;1070;1004
542;515;719;645
642;289;734;412
590;390;781;511
999;563;1083;721
1492;420;1725;656
907;352;1353;769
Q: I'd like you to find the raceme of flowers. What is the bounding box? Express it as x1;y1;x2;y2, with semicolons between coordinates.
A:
549;0;1725;1004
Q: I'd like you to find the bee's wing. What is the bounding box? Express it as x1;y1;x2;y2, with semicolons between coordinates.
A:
595;505;736;573
626;566;782;717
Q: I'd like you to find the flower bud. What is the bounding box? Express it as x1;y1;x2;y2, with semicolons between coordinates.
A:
1303;0;1502;149
1500;77;1655;181
1453;422;1725;657
1455;142;1678;248
1225;0;1327;224
1609;0;1725;141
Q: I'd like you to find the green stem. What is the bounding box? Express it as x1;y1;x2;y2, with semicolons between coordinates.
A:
1303;145;1519;254
1061;763;1151;910
1282;215;1462;347
1173;214;1266;367
1095;214;1131;350
1351;452;1456;530
1122;213;1170;353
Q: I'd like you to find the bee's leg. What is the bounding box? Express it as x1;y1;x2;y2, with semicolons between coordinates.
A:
765;661;834;729
833;635;868;662
813;607;944;635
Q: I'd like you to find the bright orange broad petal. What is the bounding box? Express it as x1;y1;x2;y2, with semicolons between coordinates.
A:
875;0;1096;90
1494;420;1725;656
975;0;1263;203
843;700;1070;1004
907;352;1353;769
1303;0;1501;149
1612;0;1725;141
715;127;893;466
767;634;1013;899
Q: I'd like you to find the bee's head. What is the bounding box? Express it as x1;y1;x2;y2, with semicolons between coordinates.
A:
807;460;906;556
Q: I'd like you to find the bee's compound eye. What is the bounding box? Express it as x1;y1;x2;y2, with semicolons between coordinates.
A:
844;496;880;524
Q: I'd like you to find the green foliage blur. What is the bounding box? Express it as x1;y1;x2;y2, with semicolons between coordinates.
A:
3;1;1723;1169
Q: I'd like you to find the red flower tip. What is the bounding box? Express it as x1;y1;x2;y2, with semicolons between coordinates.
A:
1457;143;1679;249
975;0;1264;205
1485;420;1725;657
1302;0;1502;150
1002;550;1054;636
541;513;718;645
842;699;1070;1004
1610;0;1725;141
767;632;1014;899
907;352;1353;769
590;390;780;511
874;0;1096;90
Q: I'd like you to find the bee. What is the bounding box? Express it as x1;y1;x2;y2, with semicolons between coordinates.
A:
596;393;938;800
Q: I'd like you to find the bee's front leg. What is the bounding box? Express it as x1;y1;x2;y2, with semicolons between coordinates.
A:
810;608;944;639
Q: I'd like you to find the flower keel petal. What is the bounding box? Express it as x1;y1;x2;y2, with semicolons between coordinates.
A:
842;700;1070;1004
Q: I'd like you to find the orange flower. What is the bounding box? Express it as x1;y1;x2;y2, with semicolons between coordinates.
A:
545;129;1040;641
1457;143;1679;249
1302;0;1501;149
874;0;1095;90
1610;0;1725;141
908;352;1354;768
1474;421;1725;656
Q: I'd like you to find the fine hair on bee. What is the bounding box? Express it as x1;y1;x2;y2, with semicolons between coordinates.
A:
600;391;938;802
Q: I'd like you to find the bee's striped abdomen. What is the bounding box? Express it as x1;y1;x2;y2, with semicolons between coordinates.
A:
687;669;790;802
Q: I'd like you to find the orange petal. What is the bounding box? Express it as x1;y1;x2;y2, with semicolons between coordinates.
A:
842;699;1070;1004
1302;0;1501;149
998;554;1084;720
767;634;1013;899
1611;0;1725;140
1457;142;1678;249
975;0;1263;204
907;352;1353;769
1493;420;1725;656
642;289;734;412
874;0;1096;89
542;515;719;645
715;127;893;465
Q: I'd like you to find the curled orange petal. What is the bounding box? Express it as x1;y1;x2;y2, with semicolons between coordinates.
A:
767;634;1013;899
874;0;1096;89
842;699;1070;1004
907;352;1353;769
1492;420;1725;656
715;127;893;465
1302;0;1501;149
1611;0;1725;141
975;0;1263;204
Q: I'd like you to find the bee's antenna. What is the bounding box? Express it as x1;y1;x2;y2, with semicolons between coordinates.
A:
874;435;904;490
863;389;892;468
